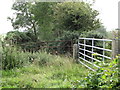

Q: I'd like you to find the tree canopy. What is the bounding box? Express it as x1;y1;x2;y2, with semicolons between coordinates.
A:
7;1;103;52
8;2;101;40
53;2;100;32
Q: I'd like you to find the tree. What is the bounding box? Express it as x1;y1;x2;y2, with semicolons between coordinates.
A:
8;2;57;41
31;2;57;40
9;2;101;40
53;2;101;36
8;2;38;40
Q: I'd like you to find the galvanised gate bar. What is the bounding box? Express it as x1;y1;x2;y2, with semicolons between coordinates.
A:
78;38;112;71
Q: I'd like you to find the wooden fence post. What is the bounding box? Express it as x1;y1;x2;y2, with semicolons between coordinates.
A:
73;44;78;62
112;30;120;58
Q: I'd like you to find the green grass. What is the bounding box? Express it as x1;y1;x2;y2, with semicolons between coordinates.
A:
2;47;119;88
2;54;90;88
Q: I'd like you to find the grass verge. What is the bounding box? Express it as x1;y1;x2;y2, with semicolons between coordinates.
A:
2;54;90;88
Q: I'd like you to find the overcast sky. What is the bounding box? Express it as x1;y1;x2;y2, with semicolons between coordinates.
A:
0;0;119;34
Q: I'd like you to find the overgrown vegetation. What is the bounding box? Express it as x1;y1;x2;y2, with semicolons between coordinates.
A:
74;56;120;88
2;46;29;70
1;1;119;89
6;1;103;53
1;49;89;88
1;45;119;88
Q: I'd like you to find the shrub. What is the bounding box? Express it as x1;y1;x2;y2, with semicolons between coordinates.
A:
30;51;55;66
1;43;57;70
73;56;120;88
48;31;79;54
2;45;30;70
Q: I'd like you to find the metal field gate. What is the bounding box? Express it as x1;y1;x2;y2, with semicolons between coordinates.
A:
78;38;112;71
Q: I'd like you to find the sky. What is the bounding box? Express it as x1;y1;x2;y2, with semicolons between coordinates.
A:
0;0;119;34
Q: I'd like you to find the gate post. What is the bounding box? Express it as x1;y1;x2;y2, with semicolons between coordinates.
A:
73;44;78;63
112;29;120;58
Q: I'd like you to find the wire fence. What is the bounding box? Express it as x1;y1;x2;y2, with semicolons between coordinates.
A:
19;40;74;54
